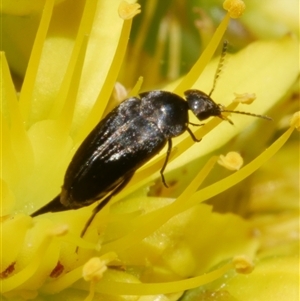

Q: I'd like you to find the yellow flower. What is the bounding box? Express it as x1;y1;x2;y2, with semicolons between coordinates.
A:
1;0;299;300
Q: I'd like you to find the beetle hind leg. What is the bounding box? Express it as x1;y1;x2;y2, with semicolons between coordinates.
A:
79;173;134;240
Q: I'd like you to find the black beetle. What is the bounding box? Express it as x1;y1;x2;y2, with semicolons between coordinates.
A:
31;88;271;236
31;41;271;236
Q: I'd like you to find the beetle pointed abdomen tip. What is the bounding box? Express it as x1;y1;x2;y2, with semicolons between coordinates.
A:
31;194;67;217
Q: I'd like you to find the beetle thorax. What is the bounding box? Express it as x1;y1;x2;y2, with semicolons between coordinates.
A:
141;95;188;138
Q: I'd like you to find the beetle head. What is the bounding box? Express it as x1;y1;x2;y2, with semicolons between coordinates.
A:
184;89;271;125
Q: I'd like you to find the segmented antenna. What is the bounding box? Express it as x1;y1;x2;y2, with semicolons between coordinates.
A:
221;109;272;121
209;40;228;97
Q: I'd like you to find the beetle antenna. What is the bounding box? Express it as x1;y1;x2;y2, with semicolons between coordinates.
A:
209;40;228;97
221;109;273;121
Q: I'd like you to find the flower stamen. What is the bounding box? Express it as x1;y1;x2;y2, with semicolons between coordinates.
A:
223;0;246;19
233;92;256;104
290;111;300;131
232;255;255;274
218;152;244;171
118;1;141;20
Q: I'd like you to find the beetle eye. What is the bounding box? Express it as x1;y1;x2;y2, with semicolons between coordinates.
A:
184;89;221;121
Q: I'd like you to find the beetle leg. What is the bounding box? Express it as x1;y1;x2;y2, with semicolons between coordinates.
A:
186;127;202;142
160;139;172;188
189;122;204;127
79;172;134;239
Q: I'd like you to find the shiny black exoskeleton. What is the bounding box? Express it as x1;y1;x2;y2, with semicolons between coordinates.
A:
31;88;270;236
31;38;272;237
30;90;222;231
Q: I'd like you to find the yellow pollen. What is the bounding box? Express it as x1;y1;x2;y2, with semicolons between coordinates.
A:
118;1;141;20
233;92;256;104
232;255;255;274
218;151;244;170
82;257;107;282
223;0;246;18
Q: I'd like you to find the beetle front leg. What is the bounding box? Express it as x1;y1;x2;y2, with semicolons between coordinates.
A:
186;127;202;142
